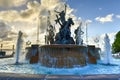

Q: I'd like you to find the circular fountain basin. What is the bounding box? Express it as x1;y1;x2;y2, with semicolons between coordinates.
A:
39;44;87;68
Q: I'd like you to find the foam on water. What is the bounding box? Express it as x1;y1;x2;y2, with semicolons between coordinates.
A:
0;58;120;75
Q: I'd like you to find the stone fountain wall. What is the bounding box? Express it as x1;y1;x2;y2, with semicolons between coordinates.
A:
39;44;87;68
25;45;39;64
25;44;100;68
87;45;101;64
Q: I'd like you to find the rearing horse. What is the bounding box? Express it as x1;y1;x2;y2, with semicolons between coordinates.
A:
60;18;74;39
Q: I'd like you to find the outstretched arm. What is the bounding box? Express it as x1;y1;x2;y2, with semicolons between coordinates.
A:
54;10;60;13
55;15;62;26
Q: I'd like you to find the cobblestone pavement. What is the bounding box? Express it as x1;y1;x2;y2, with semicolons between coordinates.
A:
0;73;120;80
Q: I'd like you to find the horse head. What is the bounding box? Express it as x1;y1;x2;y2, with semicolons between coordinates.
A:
68;18;74;25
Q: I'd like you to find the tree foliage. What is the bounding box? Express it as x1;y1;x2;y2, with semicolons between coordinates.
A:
112;31;120;54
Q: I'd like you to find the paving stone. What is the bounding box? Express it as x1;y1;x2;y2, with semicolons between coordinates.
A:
82;74;120;80
0;73;120;80
44;75;82;80
0;73;45;80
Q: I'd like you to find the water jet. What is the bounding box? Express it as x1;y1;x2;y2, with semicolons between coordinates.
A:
15;31;23;64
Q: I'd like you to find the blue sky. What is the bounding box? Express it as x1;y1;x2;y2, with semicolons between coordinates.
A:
0;0;120;46
67;0;120;37
68;0;120;18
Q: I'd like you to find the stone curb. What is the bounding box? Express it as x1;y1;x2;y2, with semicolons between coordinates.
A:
0;73;120;80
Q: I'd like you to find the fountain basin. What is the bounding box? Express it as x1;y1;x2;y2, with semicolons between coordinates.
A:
25;45;39;64
39;44;87;68
26;44;100;68
87;45;100;64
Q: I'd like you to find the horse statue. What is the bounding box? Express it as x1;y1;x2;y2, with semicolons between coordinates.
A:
54;18;75;44
54;4;75;44
60;18;74;39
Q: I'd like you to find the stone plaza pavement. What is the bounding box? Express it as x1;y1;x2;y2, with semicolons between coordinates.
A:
0;73;120;80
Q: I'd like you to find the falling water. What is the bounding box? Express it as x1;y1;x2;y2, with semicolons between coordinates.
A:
15;31;23;64
103;34;112;65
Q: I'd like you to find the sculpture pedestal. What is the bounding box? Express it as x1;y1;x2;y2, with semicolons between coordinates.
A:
39;44;87;68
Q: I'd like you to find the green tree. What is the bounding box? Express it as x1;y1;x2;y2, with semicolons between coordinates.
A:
112;31;120;54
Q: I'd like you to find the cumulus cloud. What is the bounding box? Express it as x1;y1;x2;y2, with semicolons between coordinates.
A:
95;14;114;23
116;15;120;18
99;8;102;11
41;0;62;10
0;0;75;22
0;1;40;22
0;0;28;7
0;0;69;26
0;20;29;49
0;10;20;22
88;32;116;51
0;0;90;45
100;33;116;44
0;20;17;41
107;32;116;44
85;19;92;25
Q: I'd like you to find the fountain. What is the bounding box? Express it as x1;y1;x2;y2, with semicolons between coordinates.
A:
103;34;112;65
0;1;120;76
15;31;23;64
25;4;101;68
39;4;87;68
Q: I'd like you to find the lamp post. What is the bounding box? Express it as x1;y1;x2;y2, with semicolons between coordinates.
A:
85;20;91;45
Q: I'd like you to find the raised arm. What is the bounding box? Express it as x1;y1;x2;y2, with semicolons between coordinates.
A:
64;4;67;16
54;10;60;13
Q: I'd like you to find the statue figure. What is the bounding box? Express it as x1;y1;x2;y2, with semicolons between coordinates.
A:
45;11;55;44
54;4;75;44
55;11;66;25
45;35;48;44
45;25;55;44
74;22;84;45
54;4;67;28
54;17;75;44
60;18;74;39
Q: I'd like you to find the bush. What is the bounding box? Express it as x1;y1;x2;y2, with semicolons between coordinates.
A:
112;31;120;53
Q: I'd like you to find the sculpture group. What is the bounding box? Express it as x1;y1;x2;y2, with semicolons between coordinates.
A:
45;4;84;45
27;4;101;68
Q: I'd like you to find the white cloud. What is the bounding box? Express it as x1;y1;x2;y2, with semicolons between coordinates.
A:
86;19;92;24
107;32;116;44
0;0;77;44
0;10;20;22
100;32;116;44
0;1;40;22
0;20;17;42
95;14;114;23
99;8;102;11
88;32;116;51
0;0;92;45
0;0;28;7
116;15;120;18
